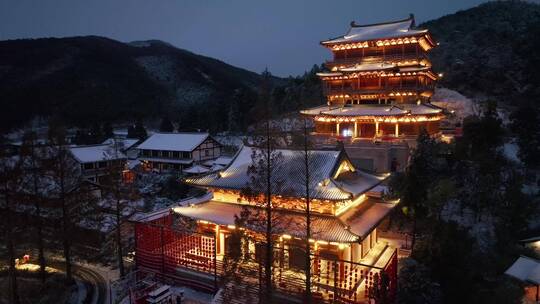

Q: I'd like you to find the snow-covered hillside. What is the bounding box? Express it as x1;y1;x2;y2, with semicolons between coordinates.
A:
431;87;475;123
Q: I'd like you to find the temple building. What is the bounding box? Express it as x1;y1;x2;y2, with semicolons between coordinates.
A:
301;15;445;139
133;146;398;302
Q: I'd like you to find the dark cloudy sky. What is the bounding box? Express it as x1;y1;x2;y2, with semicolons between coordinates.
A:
1;0;495;76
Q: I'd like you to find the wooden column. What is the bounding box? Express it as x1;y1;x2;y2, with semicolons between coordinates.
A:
354;121;358;138
215;225;221;255
336;123;340;136
395;123;399;137
375;121;379;136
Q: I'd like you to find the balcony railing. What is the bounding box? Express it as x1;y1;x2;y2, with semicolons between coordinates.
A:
325;53;429;67
323;85;434;96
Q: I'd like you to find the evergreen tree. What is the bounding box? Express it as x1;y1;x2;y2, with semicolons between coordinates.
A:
103;121;114;139
159;116;174;133
227;96;241;133
134;118;148;140
89;122;103;144
393;128;438;251
127;125;136;139
510;104;540;168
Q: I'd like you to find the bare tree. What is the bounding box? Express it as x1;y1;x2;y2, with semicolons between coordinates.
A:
19;131;48;283
46;125;99;283
239;70;287;302
100;139;136;278
299;117;313;303
0;141;22;304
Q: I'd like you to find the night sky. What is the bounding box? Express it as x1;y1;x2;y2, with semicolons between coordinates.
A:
0;0;500;77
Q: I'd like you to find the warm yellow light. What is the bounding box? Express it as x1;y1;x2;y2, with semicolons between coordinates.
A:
282;234;292;239
227;225;236;229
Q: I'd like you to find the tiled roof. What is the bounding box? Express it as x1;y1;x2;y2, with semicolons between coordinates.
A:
301;104;443;117
172;198;398;243
69;144;127;163
173;201;360;243
339;62;396;73
322;16;428;45
338;199;398;239
186;146;384;201
137;132;211;152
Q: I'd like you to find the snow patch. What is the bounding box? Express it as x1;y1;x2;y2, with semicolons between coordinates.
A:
431;87;475;122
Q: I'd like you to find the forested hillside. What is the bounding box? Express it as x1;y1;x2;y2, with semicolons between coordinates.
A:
0;37;278;132
422;1;540;106
2;1;540;133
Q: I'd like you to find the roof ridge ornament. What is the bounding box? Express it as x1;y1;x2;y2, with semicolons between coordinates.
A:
410;13;415;28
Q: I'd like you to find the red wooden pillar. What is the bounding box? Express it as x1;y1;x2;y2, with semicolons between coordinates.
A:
160;226;165;275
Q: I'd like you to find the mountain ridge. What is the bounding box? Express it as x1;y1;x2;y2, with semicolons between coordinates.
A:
0;36;276;132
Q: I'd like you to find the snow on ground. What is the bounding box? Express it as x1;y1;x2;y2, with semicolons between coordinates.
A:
214;134;244;148
171;286;213;304
68;279;87;304
431;87;475;123
441;200;496;250
502;139;521;164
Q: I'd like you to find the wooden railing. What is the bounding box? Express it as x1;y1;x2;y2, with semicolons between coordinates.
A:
326;53;429;67
134;216;398;303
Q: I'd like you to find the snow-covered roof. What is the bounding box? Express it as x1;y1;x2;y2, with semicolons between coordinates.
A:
184;164;210;174
316;72;344;77
137;132;213;152
301;103;443;117
339;62;396;73
69;144;127;163
322;16;428;45
505;256;540;285
127;159;140;170
203;156;233;167
339;200;398;239
186;145;385;201
398;66;431;73
400;103;444;115
210;164;225;171
173;201;360;243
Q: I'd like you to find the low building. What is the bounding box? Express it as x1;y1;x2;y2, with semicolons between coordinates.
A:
133;145;398;302
137;132;222;172
69;144;127;183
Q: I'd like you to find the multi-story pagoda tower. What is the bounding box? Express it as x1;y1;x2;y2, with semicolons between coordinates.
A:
302;15;445;139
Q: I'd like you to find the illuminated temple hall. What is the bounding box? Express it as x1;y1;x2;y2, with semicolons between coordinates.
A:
134;146;399;302
301;15;445;139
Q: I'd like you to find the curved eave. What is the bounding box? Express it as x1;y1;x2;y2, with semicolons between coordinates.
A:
424;33;437;47
314;113;445;123
317;72;343;77
338;64;396;73
321;32;428;48
320;66;434;80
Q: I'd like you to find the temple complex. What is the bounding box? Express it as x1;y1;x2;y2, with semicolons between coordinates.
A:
129;16;445;303
301;15;445;140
